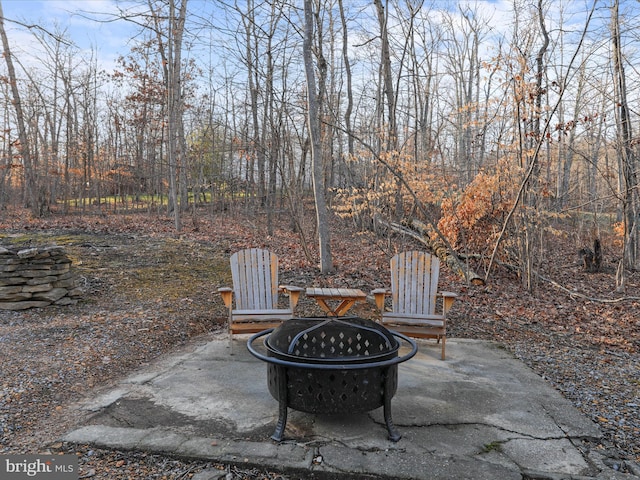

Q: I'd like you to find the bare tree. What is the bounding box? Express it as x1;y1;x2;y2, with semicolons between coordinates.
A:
611;0;639;285
337;0;353;160
373;0;397;149
304;0;332;273
0;0;38;215
519;0;550;291
148;0;189;230
441;4;486;184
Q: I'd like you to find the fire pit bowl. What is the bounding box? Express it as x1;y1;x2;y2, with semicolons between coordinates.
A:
246;316;417;442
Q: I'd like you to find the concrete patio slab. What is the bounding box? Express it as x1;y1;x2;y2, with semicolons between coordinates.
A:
63;335;638;479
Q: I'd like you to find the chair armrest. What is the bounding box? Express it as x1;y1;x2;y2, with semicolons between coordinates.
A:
371;288;391;311
280;285;304;292
218;287;233;308
437;291;457;315
280;285;304;311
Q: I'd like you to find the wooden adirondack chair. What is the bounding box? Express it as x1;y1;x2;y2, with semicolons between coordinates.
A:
218;248;303;339
372;251;457;360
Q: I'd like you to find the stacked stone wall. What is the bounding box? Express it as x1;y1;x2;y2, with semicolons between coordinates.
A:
0;246;83;310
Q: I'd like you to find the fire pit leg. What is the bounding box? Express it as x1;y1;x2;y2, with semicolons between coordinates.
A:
271;366;288;442
383;367;401;442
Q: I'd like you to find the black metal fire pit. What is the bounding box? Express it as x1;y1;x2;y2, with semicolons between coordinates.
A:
246;316;417;442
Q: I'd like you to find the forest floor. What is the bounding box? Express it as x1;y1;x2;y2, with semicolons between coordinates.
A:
0;205;639;479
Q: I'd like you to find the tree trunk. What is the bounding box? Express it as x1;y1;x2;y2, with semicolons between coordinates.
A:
151;0;187;231
337;0;353;158
611;0;639;272
373;0;397;149
304;0;333;273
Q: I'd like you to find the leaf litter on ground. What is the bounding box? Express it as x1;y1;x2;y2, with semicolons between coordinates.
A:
0;207;638;478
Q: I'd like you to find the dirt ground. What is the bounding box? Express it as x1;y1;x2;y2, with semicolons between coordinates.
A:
0;208;639;478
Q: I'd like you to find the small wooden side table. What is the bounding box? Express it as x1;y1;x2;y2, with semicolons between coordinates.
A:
305;287;367;316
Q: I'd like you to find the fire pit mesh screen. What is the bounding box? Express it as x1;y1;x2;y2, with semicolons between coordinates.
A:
269;363;391;413
266;316;399;361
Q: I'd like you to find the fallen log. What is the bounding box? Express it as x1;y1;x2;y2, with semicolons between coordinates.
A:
386;219;485;286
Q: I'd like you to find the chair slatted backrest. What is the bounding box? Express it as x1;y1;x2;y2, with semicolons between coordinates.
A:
390;251;440;316
230;248;279;311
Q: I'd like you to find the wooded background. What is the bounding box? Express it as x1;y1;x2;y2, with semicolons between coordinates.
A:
0;0;638;287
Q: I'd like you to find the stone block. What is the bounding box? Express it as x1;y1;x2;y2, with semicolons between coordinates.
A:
54;272;74;281
0;277;27;286
31;258;55;265
0;285;22;293
52;263;70;273
53;278;76;289
0;286;31;301
17;263;54;271
16;269;55;278
33;287;68;302
68;287;84;297
0;270;22;278
0;300;51;310
23;283;53;293
26;276;58;285
17;248;39;259
0;258;20;265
